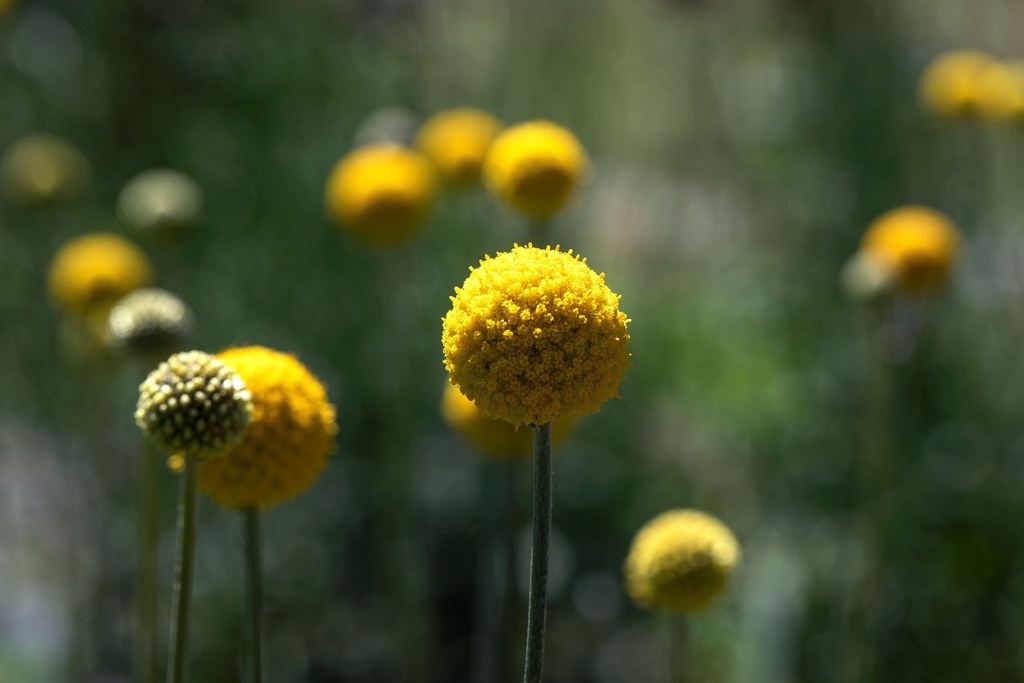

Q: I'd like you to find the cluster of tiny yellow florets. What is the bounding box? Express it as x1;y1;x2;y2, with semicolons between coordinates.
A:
135;351;254;459
920;50;1024;121
442;245;630;427
484;121;588;219
47;233;154;318
624;509;740;613
440;382;575;458
416;108;503;187
106;288;194;356
194;346;337;509
324;143;438;245
858;206;960;295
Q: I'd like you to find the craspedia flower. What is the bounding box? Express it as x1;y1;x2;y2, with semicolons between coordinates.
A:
624;509;740;613
106;288;194;356
974;60;1024;121
441;382;575;458
117;168;203;235
0;134;90;205
47;233;154;318
442;245;630;426
324;143;438;245
196;346;337;509
860;206;960;294
919;49;995;118
416;108;503;187
135;351;253;459
484;120;588;219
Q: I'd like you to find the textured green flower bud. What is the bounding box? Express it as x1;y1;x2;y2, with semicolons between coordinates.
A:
135;351;253;459
107;288;194;356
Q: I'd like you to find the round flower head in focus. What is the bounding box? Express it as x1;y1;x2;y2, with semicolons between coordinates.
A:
860;206;960;294
48;233;153;317
919;50;995;118
974;60;1024;121
135;351;253;459
442;245;630;427
197;347;337;509
484;120;588;219
106;288;194;356
440;382;575;458
0;134;90;205
117;169;203;235
624;509;740;613
324;143;438;245
416;108;503;187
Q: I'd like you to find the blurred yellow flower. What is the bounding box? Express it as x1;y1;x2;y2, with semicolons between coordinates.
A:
48;233;153;318
442;245;630;427
324;143;438;245
919;49;995;118
974;60;1024;121
860;206;960;294
197;346;337;510
624;509;740;613
0;0;15;18
484;121;588;219
440;382;575;458
0;134;90;205
416;108;503;187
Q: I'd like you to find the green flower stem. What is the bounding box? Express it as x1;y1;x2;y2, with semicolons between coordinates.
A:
167;454;198;683
529;220;547;247
523;421;553;683
137;440;160;683
669;615;689;683
244;507;264;683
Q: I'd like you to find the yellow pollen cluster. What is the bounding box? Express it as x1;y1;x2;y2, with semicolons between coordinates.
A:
440;382;575;458
197;346;337;510
442;245;630;427
484;121;588;219
919;50;996;117
47;233;154;318
416;108;503;187
860;206;960;294
624;509;740;613
324;143;438;245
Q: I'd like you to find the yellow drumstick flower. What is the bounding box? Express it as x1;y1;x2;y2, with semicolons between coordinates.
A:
416;108;503;187
860;206;960;294
48;233;153;318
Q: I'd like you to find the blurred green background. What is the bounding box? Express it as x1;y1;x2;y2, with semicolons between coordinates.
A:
4;0;1024;681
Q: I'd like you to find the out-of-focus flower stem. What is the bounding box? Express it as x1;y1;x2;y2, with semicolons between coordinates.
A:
244;507;263;683
523;421;552;683
167;455;198;683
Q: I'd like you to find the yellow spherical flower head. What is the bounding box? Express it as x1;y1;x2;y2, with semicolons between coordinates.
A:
974;60;1024;121
484;121;588;219
135;351;254;459
0;134;90;205
624;509;740;613
196;347;337;510
416;108;503;187
440;382;575;458
442;245;630;427
919;50;995;118
860;206;960;294
48;233;154;318
324;143;438;245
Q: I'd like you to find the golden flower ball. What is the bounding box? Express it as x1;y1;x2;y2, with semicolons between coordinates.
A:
624;509;740;613
106;288;194;357
324;143;438;245
416;108;503;187
0;134;90;205
860;206;960;294
919;49;996;118
197;346;337;510
135;351;253;459
440;382;575;458
442;245;630;427
48;233;154;318
484;120;588;219
974;60;1024;121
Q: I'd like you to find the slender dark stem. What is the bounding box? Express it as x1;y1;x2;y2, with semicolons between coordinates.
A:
167;455;198;683
137;440;160;683
669;615;688;683
529;220;548;248
244;507;264;683
522;422;553;683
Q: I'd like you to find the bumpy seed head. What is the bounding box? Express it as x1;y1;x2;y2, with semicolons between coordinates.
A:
135;351;253;459
919;49;995;118
323;143;438;245
48;233;154;318
0;134;90;205
416;108;503;187
106;288;194;356
197;346;337;510
859;206;960;294
483;120;588;219
624;509;740;613
442;244;630;427
117;168;203;235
